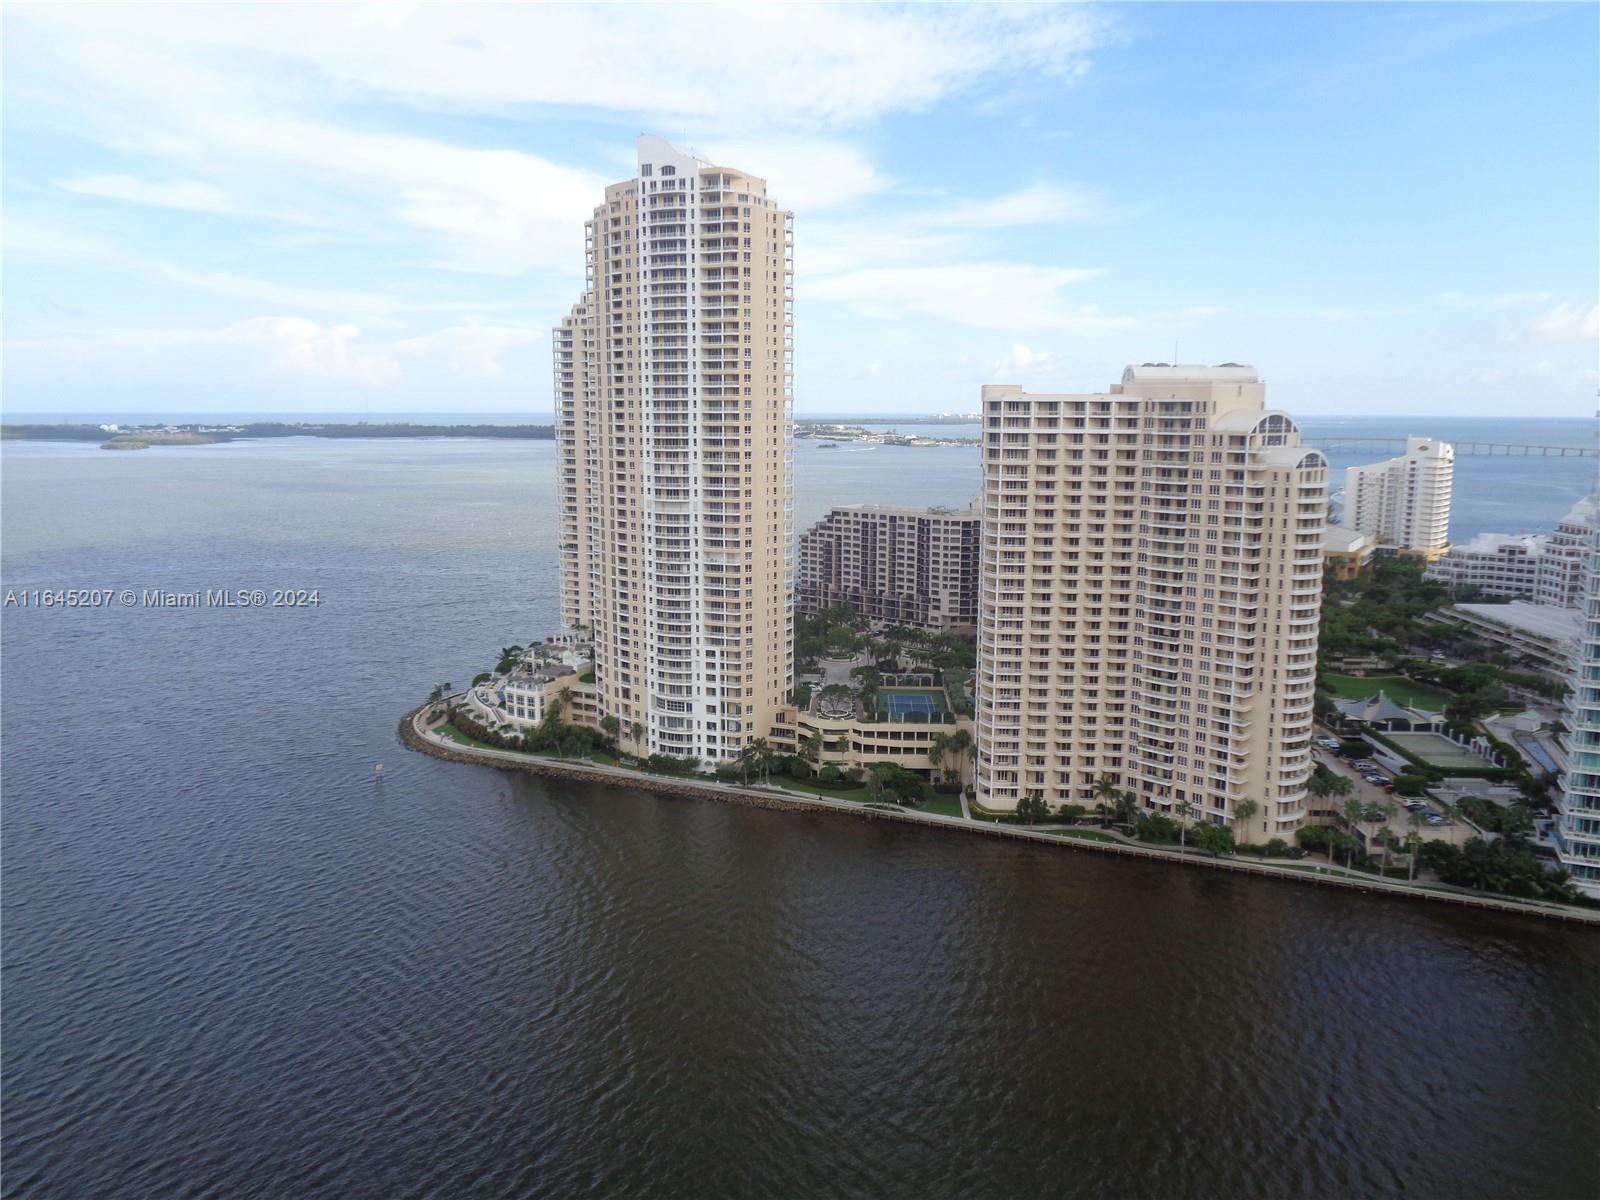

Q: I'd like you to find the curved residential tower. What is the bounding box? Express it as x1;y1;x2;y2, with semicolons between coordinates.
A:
556;136;794;764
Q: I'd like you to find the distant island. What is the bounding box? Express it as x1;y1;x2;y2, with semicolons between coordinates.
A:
2;421;557;450
795;421;977;447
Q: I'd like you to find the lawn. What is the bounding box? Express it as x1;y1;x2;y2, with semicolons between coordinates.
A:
765;775;872;804
1043;828;1123;843
921;795;965;819
1321;673;1452;711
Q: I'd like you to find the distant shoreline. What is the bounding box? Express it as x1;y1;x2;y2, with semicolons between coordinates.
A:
2;421;556;448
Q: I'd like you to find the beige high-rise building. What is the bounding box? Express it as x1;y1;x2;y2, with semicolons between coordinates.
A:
555;135;794;764
973;365;1328;841
1342;435;1453;555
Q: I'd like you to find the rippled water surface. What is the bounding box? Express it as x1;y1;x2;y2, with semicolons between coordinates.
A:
4;436;1598;1199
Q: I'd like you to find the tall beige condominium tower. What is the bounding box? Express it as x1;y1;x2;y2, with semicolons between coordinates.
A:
974;365;1328;841
555;135;794;763
1342;435;1453;555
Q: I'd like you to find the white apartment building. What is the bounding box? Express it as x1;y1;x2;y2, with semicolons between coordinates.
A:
1426;496;1595;605
797;504;981;631
973;365;1328;841
555;135;794;763
1553;513;1600;898
1342;435;1453;555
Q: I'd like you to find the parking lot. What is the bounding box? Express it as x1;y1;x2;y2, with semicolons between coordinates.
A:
1313;733;1470;846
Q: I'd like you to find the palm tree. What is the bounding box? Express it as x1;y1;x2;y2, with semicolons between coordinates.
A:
1175;799;1195;850
1235;797;1260;841
1092;773;1120;828
927;731;949;776
952;729;976;779
629;720;644;750
747;737;775;781
735;742;759;784
1375;825;1395;873
428;681;453;708
1405;809;1428;881
802;730;825;775
495;645;525;673
1114;789;1138;829
1340;796;1367;866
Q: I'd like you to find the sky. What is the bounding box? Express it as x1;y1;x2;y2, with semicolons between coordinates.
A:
2;2;1596;418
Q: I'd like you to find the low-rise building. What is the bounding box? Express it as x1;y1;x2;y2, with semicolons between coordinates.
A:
1323;525;1376;581
797;503;980;632
1425;497;1594;605
1429;602;1583;674
467;639;602;731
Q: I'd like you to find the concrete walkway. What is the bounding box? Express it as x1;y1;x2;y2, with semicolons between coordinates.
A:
405;706;1599;926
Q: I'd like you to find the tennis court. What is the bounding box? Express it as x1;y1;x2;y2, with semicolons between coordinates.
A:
1386;732;1491;770
879;688;946;719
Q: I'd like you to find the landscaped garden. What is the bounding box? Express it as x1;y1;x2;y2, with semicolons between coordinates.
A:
1321;673;1452;711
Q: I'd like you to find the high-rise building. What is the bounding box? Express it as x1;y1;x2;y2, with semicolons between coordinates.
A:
1425;496;1594;605
797;503;981;631
973;365;1328;842
1341;435;1454;555
1553;503;1600;899
555;135;794;763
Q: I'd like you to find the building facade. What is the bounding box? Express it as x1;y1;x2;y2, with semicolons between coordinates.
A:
1428;602;1581;675
555;135;794;764
1553;511;1600;898
973;365;1327;843
797;503;980;631
1425;497;1594;605
1341;435;1454;555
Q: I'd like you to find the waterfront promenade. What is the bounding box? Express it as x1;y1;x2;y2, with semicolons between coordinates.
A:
402;705;1599;927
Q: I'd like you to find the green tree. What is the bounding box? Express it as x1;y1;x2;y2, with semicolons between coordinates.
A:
495;645;525;673
1235;797;1261;841
1113;789;1138;829
428;681;453;706
1403;825;1424;882
1194;823;1235;857
802;730;825;775
1014;789;1050;825
599;714;621;744
927;731;950;775
629;720;644;748
1092;773;1121;828
1339;797;1368;866
1174;799;1195;850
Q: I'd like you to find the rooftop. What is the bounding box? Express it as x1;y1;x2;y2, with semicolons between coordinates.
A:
1451;602;1583;645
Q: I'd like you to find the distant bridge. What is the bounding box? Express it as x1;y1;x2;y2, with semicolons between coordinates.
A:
1311;437;1594;458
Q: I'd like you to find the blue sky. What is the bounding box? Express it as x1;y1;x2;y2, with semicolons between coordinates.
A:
3;2;1595;417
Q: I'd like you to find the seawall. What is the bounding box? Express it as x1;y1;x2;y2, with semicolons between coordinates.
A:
398;707;1599;926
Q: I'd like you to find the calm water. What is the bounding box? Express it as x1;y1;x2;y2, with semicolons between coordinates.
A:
4;435;1599;1199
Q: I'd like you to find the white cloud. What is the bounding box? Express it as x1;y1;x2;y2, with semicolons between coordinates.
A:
3;215;405;315
701;138;888;210
7;316;547;397
57;174;234;214
917;183;1109;230
807;263;1115;331
1523;302;1600;344
994;343;1061;377
11;3;1109;130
